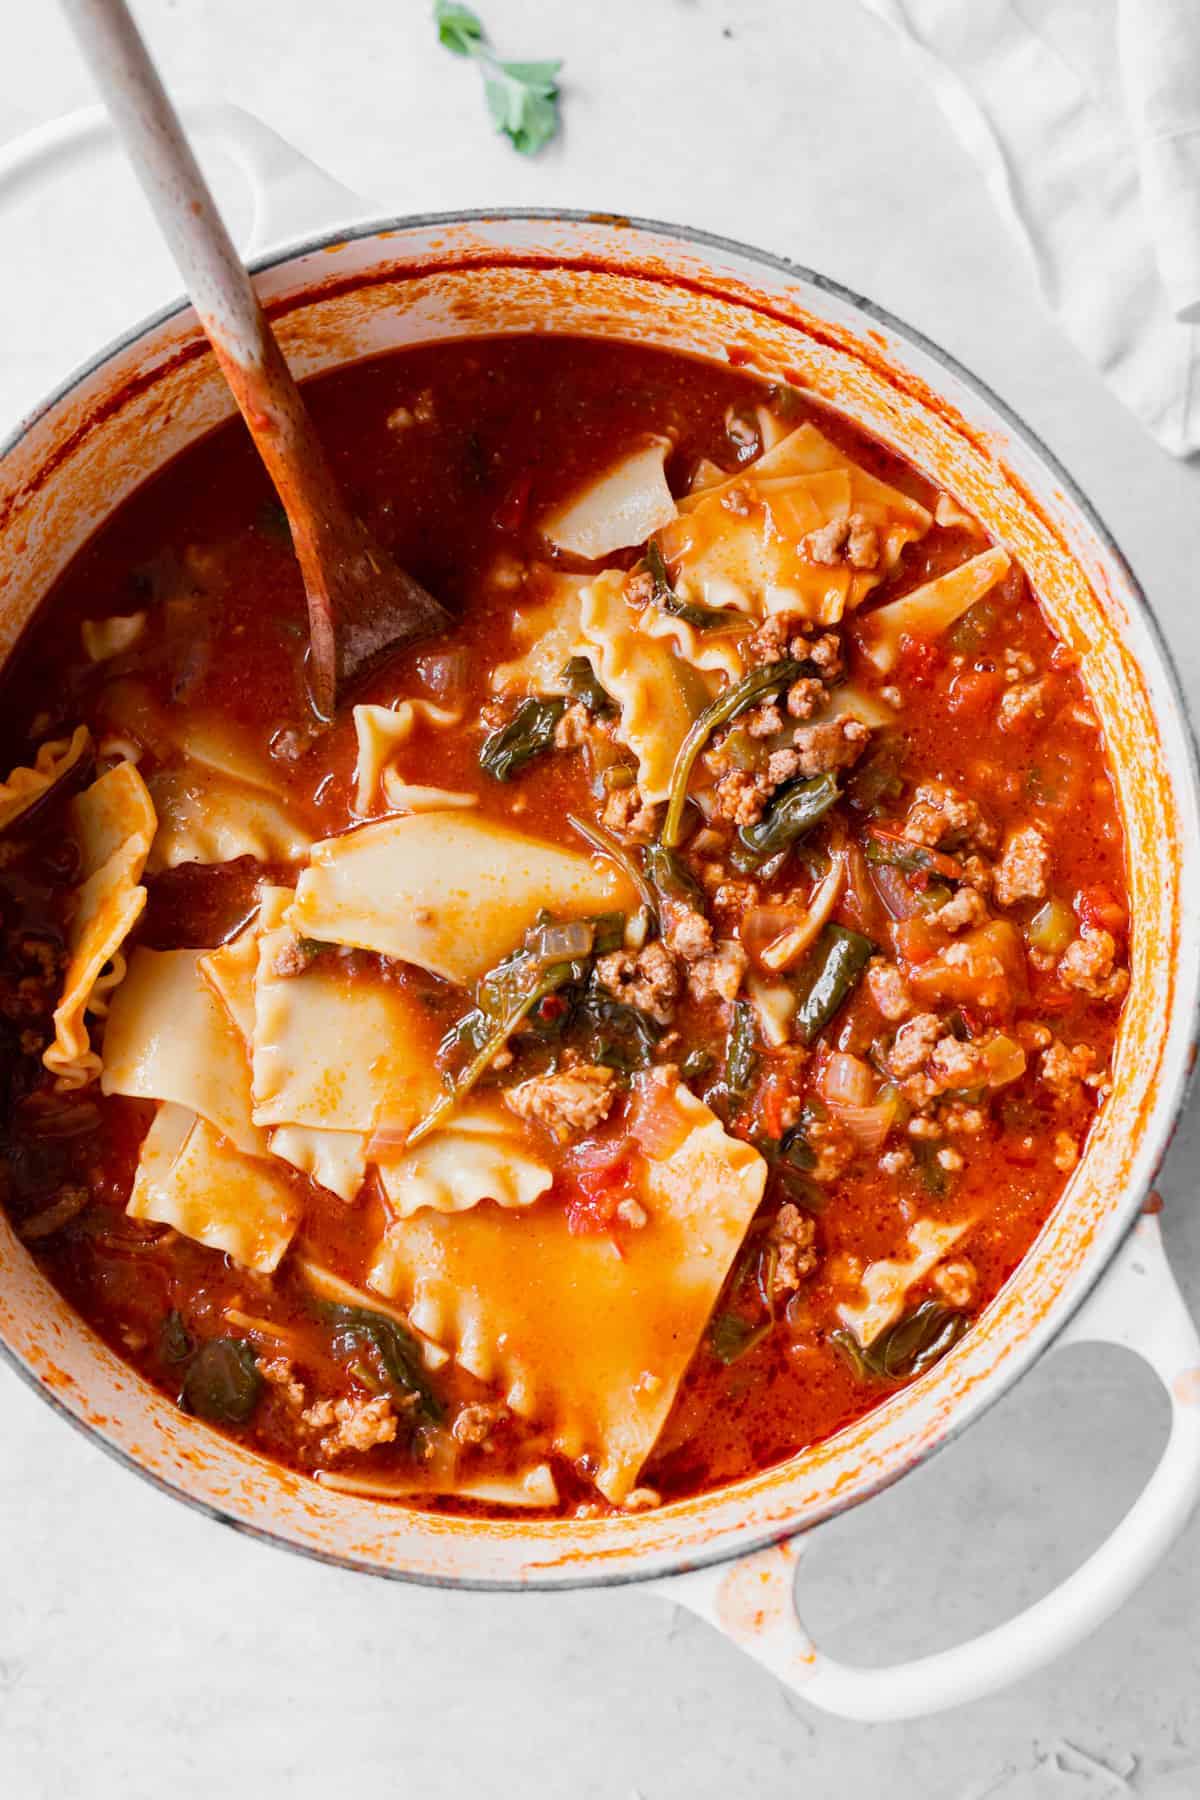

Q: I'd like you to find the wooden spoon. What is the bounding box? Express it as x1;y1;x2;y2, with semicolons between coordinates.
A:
60;0;450;719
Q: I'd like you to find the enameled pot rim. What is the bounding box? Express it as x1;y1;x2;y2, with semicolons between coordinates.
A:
1;208;1197;1591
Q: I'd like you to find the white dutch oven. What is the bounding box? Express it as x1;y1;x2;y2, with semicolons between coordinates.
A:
1;108;1199;1724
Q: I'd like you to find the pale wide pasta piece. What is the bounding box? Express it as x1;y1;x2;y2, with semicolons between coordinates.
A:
146;767;312;875
857;547;1011;673
197;916;260;1045
316;1460;558;1507
81;612;146;662
351;699;462;817
370;1076;767;1503
101;945;267;1156
837;1216;970;1347
379;774;477;815
490;573;589;696
251;887;442;1133
0;725;91;833
128;1103;301;1274
98;681;313;873
634;599;749;684
43;760;156;1090
202;910;372;1203
661;422;932;625
577;571;710;803
198;902;370;1196
541;439;677;560
287;812;636;988
268;1124;368;1205
374;1101;553;1218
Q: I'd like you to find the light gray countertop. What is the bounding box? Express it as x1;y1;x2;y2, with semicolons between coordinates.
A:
2;3;1199;1794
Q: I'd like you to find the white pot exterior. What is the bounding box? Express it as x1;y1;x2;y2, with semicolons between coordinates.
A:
0;211;1197;1596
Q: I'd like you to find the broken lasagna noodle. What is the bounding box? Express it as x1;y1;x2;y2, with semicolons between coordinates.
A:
0;337;1129;1515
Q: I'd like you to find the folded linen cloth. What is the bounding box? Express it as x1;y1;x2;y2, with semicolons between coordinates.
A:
861;0;1200;456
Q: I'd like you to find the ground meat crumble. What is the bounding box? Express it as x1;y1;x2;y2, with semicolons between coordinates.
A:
601;783;660;844
1058;927;1128;1003
595;940;680;1025
904;780;997;853
993;824;1050;908
766;1202;819;1296
504;1063;617;1141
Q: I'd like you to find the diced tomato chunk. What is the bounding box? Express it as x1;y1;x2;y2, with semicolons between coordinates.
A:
893;916;943;964
947;668;1004;716
754;1068;791;1140
562;1140;640;1235
898;635;945;684
1075;883;1126;937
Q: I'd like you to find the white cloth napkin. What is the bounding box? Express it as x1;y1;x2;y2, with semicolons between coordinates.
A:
861;0;1200;456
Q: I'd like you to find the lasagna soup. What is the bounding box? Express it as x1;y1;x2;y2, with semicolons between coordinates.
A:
0;338;1129;1515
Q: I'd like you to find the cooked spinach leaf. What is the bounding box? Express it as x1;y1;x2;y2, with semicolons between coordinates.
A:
179;1338;261;1425
914;1140;950;1199
479;696;567;780
793;924;873;1045
643;542;736;631
560;656;615;716
643;841;706;912
419;914;612;1141
723;998;759;1106
709;1311;772;1365
863;833;955;877
567;814;659;921
832;1302;966;1383
570;990;662;1074
661;658;814;848
731;772;840;872
160;1309;193;1366
320;1303;443;1423
845;736;904;815
755;1125;824;1209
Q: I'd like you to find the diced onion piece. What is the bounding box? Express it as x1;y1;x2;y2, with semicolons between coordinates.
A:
541;440;677;560
745;972;795;1048
820;1051;875;1108
627;1073;693;1160
859;548;1010;672
525;919;595;960
979;1033;1026;1087
743;905;806;964
1028;896;1076;955
819;1051;897;1150
759;854;846;972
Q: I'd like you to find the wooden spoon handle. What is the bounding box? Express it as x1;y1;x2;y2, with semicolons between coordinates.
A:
61;0;447;715
61;0;285;384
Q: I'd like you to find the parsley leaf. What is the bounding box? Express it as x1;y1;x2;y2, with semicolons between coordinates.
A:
434;0;483;55
432;2;562;155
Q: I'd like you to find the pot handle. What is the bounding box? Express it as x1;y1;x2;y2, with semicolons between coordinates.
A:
652;1213;1200;1721
0;100;361;257
173;104;364;256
